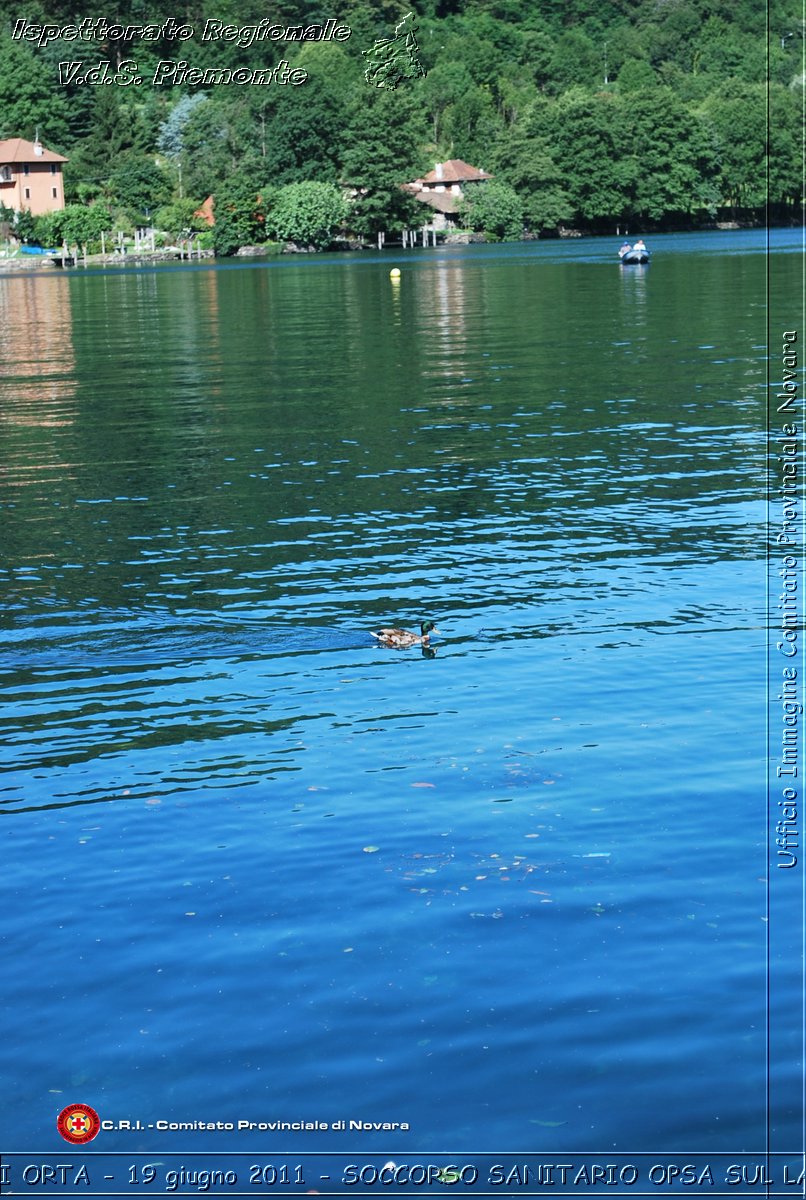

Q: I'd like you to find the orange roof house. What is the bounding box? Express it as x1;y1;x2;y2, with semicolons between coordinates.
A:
404;159;493;229
194;195;215;226
417;160;493;190
0;138;68;216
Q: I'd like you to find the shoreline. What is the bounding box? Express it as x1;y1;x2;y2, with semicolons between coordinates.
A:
0;247;216;271
0;220;791;274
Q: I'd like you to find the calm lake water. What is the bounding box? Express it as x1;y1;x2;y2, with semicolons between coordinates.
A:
0;229;800;1178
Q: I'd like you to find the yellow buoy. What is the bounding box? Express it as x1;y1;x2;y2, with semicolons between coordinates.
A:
389;267;401;278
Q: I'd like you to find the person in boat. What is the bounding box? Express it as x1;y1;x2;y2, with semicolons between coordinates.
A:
618;241;632;258
633;238;647;251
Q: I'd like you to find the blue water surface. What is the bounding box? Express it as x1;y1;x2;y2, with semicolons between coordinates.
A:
0;229;794;1172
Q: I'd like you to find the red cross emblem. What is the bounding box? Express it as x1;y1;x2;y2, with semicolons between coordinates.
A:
57;1103;100;1144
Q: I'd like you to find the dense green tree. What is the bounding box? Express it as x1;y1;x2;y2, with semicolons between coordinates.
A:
211;168;270;256
458;12;521;88
295;40;363;91
701;81;766;211
768;81;803;215
269;180;347;248
153;198;208;236
261;76;348;185
768;30;804;85
546;28;602;92
33;201;112;248
37;37;97;144
0;201;16;233
0;33;70;145
179;92;255;199
617;59;658;91
420;61;477;144
250;44;358;189
340;88;429;236
459;179;523;239
548;88;632;224
489;118;572;231
515;29;558;91
12;208;38;242
442;83;502;165
62;87;149;200
61;201;113;246
641;2;701;72
621;88;718;221
107;156;173;219
438;25;505;93
694;17;755;79
32;209;64;248
0;0;797;237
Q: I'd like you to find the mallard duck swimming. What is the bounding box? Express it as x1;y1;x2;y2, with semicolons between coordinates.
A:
370;620;439;648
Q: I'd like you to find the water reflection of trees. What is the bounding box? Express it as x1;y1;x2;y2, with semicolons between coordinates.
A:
1;249;769;616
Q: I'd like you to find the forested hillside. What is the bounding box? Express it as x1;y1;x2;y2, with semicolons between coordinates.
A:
0;0;802;248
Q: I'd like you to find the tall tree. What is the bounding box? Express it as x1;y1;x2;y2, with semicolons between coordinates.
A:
768;81;803;216
622;87;718;221
340;87;429;236
179;92;255;199
546;28;601;92
701;81;766;211
489;114;572;231
0;34;70;145
442;83;502;165
420;61;477;145
547;88;631;225
63;86;148;199
262;75;348;185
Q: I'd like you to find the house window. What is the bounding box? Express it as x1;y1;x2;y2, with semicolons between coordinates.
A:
23;164;29;175
50;164;57;174
24;187;31;199
52;187;58;198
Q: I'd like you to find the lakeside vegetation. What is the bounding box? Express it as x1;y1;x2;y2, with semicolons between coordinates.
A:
0;0;802;252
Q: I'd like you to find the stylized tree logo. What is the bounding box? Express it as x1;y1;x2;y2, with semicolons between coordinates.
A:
363;12;426;90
